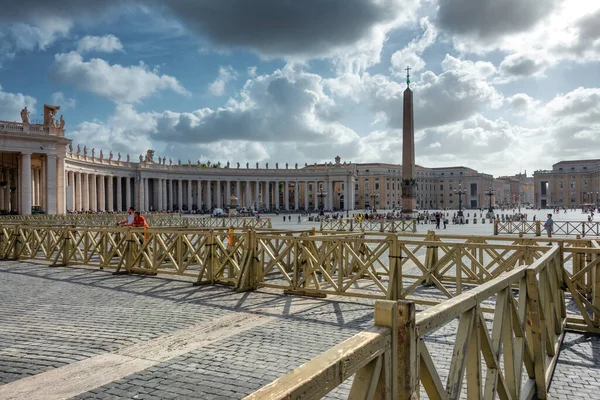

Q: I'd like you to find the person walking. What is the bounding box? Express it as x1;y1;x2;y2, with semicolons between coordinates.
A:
543;213;554;245
435;212;441;229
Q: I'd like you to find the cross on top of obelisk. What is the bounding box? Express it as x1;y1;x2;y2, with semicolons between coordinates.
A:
405;66;411;87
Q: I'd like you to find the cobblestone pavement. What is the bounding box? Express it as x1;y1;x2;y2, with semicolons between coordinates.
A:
1;259;598;399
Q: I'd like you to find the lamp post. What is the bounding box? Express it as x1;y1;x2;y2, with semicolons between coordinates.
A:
316;185;327;216
454;183;467;223
484;186;495;215
369;192;379;213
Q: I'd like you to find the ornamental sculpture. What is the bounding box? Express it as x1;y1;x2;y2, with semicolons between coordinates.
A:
266;162;269;169
139;155;143;163
20;107;30;124
59;115;65;129
117;152;121;161
43;104;60;127
169;158;172;166
126;154;130;163
256;162;259;169
68;143;73;152
145;149;155;163
99;150;103;159
237;162;240;168
91;148;95;158
109;151;113;160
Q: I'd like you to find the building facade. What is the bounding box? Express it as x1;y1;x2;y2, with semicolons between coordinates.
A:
1;113;495;215
534;160;600;208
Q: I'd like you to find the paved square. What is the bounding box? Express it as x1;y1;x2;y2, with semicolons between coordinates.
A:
0;258;598;399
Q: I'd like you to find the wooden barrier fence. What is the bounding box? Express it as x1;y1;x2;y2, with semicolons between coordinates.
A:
320;218;417;233
245;246;567;399
0;214;272;228
495;220;600;237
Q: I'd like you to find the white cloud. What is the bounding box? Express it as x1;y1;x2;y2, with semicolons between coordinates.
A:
506;93;540;115
52;51;189;103
208;66;239;96
77;34;124;53
0;84;36;122
390;17;437;75
51;91;76;108
247;66;257;77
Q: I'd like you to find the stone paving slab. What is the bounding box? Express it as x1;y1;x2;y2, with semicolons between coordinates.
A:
1;259;599;399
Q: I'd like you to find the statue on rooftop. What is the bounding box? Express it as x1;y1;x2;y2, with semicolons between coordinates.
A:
99;150;103;159
266;162;269;169
126;154;130;163
83;146;87;156
286;163;288;169
117;152;121;161
169;158;172;166
226;161;230;168
139;154;143;163
295;163;298;169
77;144;81;154
178;159;181;166
59;115;65;129
109;151;113;160
246;162;249;169
276;162;279;169
43;104;60;127
144;149;155;163
68;143;73;153
91;148;95;158
256;162;259;169
237;162;240;168
20;107;30;124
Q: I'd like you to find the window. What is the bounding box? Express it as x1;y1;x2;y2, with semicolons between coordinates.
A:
387;183;390;190
355;184;359;190
440;184;444;190
375;183;379;190
308;184;312;191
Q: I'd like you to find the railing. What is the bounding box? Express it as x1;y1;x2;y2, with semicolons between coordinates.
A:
246;246;567;399
1;224;598;334
0;214;272;229
495;220;600;236
320;218;417;233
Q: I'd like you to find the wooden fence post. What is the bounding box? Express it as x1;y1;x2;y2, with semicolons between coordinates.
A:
536;220;541;236
494;219;499;235
397;301;417;399
386;237;402;301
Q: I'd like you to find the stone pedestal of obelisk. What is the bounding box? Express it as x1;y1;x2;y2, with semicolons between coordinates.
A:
401;84;417;213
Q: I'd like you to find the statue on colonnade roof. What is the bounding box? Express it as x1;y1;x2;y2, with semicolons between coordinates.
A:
144;149;155;163
20;107;30;124
43;104;60;127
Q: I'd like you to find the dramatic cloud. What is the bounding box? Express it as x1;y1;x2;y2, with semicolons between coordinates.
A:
77;34;124;53
0;85;36;121
208;66;239;96
437;0;558;40
390;17;437;75
159;0;414;58
52;52;189;103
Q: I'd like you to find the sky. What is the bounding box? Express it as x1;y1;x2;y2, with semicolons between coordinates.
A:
0;0;599;177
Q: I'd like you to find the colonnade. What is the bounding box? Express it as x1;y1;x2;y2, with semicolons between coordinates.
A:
64;174;356;212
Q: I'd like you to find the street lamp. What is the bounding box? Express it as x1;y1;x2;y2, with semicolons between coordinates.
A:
369;192;379;212
454;183;467;213
484;186;495;214
316;185;327;216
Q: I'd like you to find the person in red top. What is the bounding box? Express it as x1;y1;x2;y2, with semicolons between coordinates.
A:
131;211;149;240
131;211;148;228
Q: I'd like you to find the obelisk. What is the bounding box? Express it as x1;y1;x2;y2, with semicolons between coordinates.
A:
401;66;417;213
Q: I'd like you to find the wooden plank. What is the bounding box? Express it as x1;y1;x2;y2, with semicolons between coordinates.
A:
243;326;390;400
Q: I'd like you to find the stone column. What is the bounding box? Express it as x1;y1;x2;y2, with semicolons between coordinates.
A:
177;179;183;211
45;154;58;214
82;174;89;211
206;180;212;210
116;177;122;212
98;175;105;212
265;181;270;211
244;180;250;208
225;181;231;207
236;181;241;203
89;174;96;211
56;157;65;214
40;158;46;210
125;178;131;210
293;182;299;210
143;178;149;211
304;183;309;211
327;179;333;210
3;173;11;212
216;180;222;208
106;176;113;212
19;153;32;214
284;181;289;210
168;179;173;211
